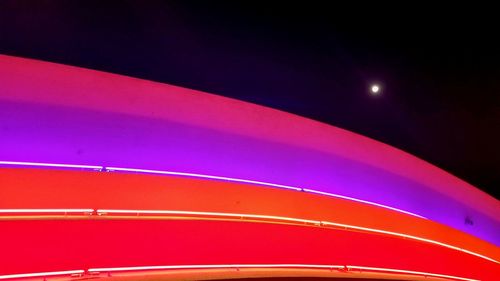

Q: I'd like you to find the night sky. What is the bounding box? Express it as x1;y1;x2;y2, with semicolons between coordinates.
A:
1;1;498;199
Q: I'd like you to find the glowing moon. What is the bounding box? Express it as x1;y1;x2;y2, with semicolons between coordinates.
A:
370;84;380;94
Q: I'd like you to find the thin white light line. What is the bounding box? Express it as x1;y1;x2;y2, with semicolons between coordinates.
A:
460;248;498;264
106;166;425;218
0;161;426;219
86;264;478;281
0;161;102;170
0;209;94;214
97;209;320;224
320;221;498;264
105;167;302;191
96;209;499;264
304;189;426;219
88;264;343;272
0;270;84;280
0;208;496;264
347;266;479;281
0;160;493;264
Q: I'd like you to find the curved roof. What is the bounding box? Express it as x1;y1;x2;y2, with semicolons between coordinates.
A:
0;54;498;246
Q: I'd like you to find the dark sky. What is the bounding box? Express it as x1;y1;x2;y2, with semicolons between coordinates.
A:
0;1;498;199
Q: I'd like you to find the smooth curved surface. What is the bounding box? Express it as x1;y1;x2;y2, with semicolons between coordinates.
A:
0;54;498;245
0;217;498;280
1;168;498;263
1;55;499;280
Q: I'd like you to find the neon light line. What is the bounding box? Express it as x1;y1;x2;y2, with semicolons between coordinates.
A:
106;166;425;218
0;208;495;264
96;209;498;264
348;265;479;281
97;209;320;225
0;209;94;214
105;167;302;191
304;189;426;218
0;264;479;281
0;161;102;170
86;264;478;281
88;264;343;272
0;161;425;218
0;270;84;280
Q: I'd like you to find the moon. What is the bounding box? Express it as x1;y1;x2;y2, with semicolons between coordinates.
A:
370;84;381;95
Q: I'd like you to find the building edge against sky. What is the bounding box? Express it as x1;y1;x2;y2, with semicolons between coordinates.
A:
0;54;499;280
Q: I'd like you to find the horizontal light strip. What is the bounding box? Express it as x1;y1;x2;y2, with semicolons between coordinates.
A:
348;266;479;281
0;208;496;264
321;220;460;251
0;161;493;263
0;161;102;170
0;266;477;281
96;209;499;264
0;209;94;214
318;220;497;264
0;161;425;218
87;264;478;281
88;264;343;272
97;209;320;225
304;189;426;218
105;167;302;191
105;166;425;218
0;270;84;280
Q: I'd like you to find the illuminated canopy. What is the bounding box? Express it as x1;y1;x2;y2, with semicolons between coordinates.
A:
0;55;498;280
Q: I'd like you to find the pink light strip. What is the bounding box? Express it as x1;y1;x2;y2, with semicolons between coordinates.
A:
0;270;84;280
96;209;499;264
86;264;478;281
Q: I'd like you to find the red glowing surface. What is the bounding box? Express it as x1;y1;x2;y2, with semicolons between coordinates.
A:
0;219;497;280
0;168;498;280
1;55;499;280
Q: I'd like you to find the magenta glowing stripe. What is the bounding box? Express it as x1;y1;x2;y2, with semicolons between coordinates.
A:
0;161;102;170
86;264;478;281
105;166;425;218
347;266;479;281
0;270;84;280
96;209;498;264
304;189;426;218
0;209;94;214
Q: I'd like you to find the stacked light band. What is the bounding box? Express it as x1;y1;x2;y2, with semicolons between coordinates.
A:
0;55;498;280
